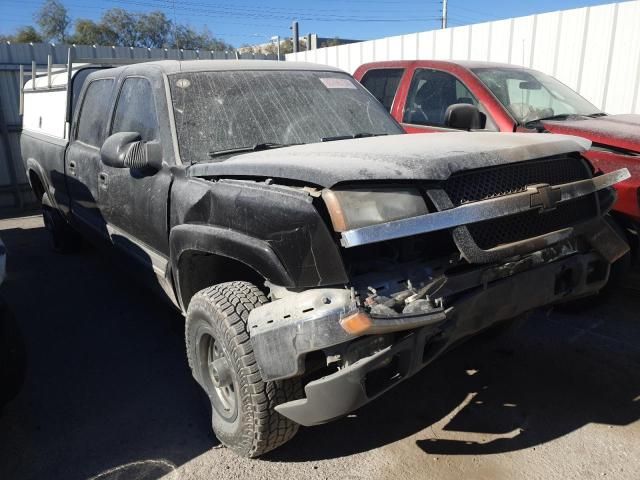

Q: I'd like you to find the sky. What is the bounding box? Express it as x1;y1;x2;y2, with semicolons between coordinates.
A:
0;0;624;47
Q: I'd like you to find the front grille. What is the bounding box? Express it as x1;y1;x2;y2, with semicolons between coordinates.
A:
443;155;592;205
467;196;597;249
442;156;598;251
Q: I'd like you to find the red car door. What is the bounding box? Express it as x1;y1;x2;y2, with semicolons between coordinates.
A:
398;66;491;133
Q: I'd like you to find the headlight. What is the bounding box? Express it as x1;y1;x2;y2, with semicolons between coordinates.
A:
322;188;428;232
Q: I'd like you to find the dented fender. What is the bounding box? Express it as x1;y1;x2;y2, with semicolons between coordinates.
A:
169;176;348;293
169;224;295;309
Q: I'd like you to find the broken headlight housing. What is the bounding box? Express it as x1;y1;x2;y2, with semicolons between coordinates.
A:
322;188;428;232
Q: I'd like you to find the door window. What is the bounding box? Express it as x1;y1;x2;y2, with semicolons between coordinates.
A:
71;68;104;115
112;77;159;141
360;68;404;112
75;79;114;147
403;69;477;127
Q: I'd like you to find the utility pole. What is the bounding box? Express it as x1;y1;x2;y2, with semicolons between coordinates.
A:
441;0;448;29
291;21;299;53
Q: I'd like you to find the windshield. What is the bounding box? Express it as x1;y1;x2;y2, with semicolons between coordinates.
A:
169;70;403;162
472;67;602;125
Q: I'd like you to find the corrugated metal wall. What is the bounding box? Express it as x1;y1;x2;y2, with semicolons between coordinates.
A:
287;0;640;116
0;42;276;209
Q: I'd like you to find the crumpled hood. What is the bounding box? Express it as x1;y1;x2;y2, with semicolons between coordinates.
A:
188;132;591;188
543;114;640;153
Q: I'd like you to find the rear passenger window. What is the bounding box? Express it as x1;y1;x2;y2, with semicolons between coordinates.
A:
76;79;114;147
71;68;104;115
112;77;159;141
360;69;404;112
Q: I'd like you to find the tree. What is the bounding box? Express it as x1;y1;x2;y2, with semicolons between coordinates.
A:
239;44;256;54
137;12;172;48
100;9;139;47
280;38;294;55
321;37;342;48
34;0;70;42
14;26;44;43
69;19;116;46
0;26;44;43
3;3;234;50
171;25;233;51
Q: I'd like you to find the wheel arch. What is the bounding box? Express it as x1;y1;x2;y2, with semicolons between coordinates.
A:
169;224;295;311
26;165;46;203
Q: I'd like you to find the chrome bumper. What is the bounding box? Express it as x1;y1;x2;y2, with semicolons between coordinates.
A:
341;168;630;248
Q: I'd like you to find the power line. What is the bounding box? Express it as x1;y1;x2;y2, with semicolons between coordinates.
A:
103;0;437;22
2;0;441;24
122;0;436;16
0;0;289;29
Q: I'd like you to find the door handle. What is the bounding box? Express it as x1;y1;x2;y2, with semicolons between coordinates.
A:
68;160;76;176
98;172;108;188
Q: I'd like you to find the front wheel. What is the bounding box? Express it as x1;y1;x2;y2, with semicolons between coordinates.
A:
185;281;302;458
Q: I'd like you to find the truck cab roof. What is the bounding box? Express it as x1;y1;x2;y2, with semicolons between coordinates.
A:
89;59;345;78
356;60;534;71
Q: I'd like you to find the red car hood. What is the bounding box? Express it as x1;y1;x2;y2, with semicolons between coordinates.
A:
542;114;640;153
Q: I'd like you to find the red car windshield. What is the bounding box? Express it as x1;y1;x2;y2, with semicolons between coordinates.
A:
472;67;602;125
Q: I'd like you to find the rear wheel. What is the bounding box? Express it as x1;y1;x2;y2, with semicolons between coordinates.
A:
185;281;302;457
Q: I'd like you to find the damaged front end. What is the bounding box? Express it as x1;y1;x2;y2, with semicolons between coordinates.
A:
247;155;630;426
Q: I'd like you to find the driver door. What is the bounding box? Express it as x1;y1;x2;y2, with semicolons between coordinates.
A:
401;68;480;133
98;74;173;269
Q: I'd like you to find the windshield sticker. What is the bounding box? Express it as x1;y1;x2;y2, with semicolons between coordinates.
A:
320;77;357;89
175;78;191;89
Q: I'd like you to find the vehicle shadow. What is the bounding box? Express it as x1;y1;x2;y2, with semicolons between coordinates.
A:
0;223;217;480
1;218;640;477
268;291;640;461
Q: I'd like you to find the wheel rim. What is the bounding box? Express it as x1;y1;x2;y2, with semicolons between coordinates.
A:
200;333;238;422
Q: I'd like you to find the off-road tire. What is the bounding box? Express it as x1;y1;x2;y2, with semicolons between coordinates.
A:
185;281;302;458
42;197;81;253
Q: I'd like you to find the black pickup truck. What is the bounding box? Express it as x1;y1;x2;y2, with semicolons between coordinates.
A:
20;59;629;457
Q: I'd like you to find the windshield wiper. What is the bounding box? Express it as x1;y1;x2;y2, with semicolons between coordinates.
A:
525;112;606;127
208;142;300;158
321;132;388;142
524;114;573;127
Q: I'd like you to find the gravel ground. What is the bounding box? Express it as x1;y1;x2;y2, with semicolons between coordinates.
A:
0;214;639;480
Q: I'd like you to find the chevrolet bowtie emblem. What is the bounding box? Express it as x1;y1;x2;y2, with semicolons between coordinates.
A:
529;184;562;212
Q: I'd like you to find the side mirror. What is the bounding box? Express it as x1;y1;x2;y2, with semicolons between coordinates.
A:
100;132;163;171
444;103;486;131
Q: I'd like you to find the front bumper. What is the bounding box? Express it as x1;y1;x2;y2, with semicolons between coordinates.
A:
272;250;609;426
339;168;630;248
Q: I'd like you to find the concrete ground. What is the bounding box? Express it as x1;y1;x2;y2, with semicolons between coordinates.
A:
0;214;639;480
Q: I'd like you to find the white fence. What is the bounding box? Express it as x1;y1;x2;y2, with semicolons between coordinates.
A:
287;0;640;115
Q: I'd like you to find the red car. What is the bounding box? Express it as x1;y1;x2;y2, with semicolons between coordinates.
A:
354;60;640;255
